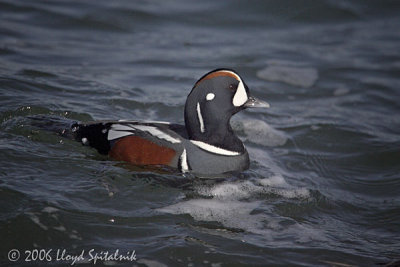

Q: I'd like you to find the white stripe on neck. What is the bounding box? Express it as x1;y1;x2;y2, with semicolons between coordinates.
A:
190;140;240;156
196;102;205;133
180;149;189;172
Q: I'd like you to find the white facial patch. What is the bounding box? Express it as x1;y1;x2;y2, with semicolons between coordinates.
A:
216;70;248;107
196;102;205;133
232;81;248;107
206;93;215;101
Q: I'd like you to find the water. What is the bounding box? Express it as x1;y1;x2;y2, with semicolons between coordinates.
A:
1;0;400;266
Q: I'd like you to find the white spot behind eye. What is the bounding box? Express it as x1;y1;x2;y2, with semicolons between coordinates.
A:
206;93;215;101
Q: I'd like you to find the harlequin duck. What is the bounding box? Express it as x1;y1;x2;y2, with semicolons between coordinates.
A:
72;69;270;176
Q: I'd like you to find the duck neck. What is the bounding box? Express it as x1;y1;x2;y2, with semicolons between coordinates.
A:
184;103;245;153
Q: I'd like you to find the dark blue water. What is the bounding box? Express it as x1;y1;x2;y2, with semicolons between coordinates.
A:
1;0;400;266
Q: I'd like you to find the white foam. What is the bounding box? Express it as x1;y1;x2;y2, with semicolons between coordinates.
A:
159;199;265;234
310;125;320;131
195;175;309;201
42;206;59;213
257;61;318;88
258;175;286;187
137;258;168;267
159;175;312;241
53;226;66;232
333;86;350;96
158;195;321;242
27;212;48;230
232;119;287;147
196;181;253;200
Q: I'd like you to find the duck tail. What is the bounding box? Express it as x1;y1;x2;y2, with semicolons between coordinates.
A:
71;122;111;154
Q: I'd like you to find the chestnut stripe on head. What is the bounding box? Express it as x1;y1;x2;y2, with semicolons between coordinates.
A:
195;70;248;107
195;70;240;86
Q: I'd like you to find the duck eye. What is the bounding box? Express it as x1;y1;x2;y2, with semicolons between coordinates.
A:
229;84;236;91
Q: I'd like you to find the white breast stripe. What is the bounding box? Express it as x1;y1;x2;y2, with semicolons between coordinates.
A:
180;149;189;172
190;140;240;156
107;130;133;140
197;102;205;133
131;125;181;144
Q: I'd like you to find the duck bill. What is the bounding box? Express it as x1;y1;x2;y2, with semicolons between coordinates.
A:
244;96;270;108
